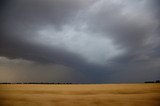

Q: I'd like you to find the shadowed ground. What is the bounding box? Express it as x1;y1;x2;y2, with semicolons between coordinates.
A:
0;84;159;106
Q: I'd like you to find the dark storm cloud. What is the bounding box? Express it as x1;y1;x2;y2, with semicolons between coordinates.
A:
0;0;160;83
0;0;106;83
0;0;93;63
0;0;95;39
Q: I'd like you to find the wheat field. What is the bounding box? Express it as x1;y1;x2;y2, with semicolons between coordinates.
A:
0;84;159;106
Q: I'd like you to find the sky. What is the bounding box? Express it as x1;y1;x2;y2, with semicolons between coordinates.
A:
0;0;160;83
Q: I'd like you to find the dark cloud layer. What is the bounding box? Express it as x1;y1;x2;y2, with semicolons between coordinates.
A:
0;0;160;83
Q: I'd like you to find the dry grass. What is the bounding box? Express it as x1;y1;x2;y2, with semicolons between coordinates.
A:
0;84;160;106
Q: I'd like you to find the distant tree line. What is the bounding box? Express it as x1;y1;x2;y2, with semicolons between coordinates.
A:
144;80;160;83
0;82;72;84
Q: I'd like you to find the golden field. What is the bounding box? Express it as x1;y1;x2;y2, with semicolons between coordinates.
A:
0;84;159;106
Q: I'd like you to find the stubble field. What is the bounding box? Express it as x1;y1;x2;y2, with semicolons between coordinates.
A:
0;84;159;106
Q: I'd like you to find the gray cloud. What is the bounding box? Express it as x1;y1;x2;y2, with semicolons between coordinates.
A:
0;0;160;83
85;0;160;63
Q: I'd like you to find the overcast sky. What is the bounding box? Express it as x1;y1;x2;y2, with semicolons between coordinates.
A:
0;0;160;83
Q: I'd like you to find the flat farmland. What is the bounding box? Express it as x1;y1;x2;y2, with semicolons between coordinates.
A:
0;84;159;106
